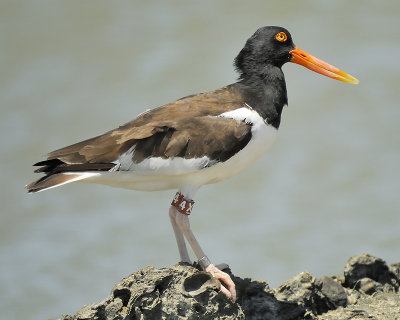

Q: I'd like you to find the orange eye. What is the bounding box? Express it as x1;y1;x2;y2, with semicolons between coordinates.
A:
275;32;287;42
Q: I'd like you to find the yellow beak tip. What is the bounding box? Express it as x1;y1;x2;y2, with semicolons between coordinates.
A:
346;76;359;85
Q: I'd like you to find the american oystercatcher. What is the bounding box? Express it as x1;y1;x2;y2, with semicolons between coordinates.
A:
26;26;358;301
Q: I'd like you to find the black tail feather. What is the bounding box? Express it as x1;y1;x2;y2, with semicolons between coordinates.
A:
26;159;114;193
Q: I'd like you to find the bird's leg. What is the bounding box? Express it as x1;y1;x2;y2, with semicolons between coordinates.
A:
175;212;236;301
168;206;191;263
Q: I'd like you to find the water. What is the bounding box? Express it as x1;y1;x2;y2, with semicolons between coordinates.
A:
1;1;399;319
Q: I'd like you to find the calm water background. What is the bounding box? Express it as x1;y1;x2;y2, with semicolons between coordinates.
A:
1;1;399;319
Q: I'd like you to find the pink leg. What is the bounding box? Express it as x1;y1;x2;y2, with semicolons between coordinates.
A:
169;206;191;263
175;212;236;301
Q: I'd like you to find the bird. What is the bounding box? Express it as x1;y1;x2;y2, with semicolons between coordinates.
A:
26;26;358;301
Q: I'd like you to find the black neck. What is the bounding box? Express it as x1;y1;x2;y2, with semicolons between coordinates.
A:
234;65;288;129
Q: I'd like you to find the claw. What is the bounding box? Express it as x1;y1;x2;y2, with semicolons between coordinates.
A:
205;264;236;301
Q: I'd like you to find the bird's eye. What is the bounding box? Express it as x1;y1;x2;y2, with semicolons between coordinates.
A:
275;32;287;42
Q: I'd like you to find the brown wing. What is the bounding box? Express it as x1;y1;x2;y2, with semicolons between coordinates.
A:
130;116;252;164
43;84;247;165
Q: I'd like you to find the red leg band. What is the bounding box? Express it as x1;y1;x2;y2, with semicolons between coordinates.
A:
171;192;195;215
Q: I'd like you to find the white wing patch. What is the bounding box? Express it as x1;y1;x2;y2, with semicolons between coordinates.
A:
218;104;265;128
112;145;216;174
132;156;216;174
111;145;136;171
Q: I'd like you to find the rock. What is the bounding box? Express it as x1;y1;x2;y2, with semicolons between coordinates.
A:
276;272;316;308
276;272;347;315
357;277;384;294
58;254;400;320
237;279;305;320
68;264;243;320
344;253;399;292
316;276;347;311
390;262;400;280
319;291;400;320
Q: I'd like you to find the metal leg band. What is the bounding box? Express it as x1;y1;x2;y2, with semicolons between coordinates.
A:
198;256;211;269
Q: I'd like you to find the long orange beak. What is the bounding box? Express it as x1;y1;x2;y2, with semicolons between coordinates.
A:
289;46;359;84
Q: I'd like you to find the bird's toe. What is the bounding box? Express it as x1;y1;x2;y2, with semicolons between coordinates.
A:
205;264;236;301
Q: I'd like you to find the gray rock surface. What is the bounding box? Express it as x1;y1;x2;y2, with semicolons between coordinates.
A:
59;254;400;320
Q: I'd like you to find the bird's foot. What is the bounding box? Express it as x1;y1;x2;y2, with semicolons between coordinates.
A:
205;264;236;301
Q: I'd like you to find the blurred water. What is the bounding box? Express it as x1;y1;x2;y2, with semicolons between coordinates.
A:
1;1;399;319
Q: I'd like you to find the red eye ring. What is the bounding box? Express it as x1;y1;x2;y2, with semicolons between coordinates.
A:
275;32;287;42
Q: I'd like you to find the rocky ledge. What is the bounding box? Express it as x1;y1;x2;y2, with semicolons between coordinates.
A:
60;254;400;320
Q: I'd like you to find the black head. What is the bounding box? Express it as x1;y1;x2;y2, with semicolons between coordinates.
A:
235;26;359;84
235;26;296;79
